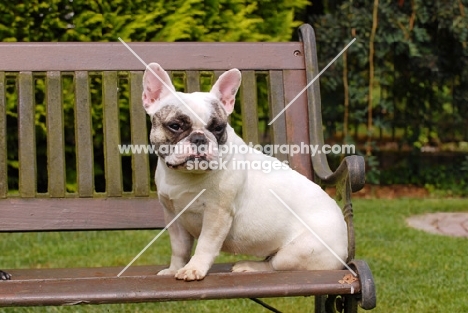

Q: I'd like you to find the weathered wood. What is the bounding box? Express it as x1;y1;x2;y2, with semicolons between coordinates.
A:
185;71;200;93
103;71;123;196
213;71;224;81
46;71;66;197
299;25;365;191
240;71;259;145
0;198;164;231
268;70;288;162
18;72;36;197
129;71;150;196
0;42;305;71
299;24;333;182
74;71;94;197
282;70;313;180
0;264;359;307
0;72;7;198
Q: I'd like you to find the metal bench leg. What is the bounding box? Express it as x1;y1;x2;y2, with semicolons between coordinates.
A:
315;295;358;313
314;295;327;313
342;296;358;313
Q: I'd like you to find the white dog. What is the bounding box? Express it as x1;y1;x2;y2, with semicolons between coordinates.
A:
142;63;348;281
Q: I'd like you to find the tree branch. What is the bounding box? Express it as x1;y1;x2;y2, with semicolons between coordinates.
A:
367;0;379;157
459;0;466;16
343;49;349;142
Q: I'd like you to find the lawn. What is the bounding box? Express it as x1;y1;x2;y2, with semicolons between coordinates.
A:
0;198;467;312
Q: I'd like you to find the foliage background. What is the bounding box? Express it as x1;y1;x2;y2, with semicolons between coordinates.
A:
1;0;467;195
0;0;307;42
306;0;468;195
0;0;308;193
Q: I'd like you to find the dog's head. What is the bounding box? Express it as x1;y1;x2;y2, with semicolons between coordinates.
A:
142;63;241;171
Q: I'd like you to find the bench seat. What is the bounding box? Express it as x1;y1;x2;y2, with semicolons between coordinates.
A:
1;264;360;307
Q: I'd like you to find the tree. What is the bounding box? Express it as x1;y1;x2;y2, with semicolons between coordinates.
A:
306;0;468;191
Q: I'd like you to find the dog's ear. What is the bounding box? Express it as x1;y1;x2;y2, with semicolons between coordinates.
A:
210;69;241;115
142;63;175;115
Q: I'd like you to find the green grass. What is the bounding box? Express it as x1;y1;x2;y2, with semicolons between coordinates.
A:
0;198;467;312
355;198;468;313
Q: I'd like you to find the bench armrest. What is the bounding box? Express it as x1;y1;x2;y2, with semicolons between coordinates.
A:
299;24;366;264
299;24;365;195
314;155;365;194
299;24;365;193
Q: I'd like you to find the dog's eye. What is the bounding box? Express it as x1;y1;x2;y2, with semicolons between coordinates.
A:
213;125;225;132
168;123;181;131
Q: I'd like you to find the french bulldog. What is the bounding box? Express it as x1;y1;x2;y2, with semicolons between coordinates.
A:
142;63;348;281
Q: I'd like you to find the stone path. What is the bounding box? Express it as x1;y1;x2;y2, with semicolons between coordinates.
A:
406;212;468;237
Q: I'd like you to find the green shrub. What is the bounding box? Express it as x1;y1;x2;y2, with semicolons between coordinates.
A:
0;0;308;194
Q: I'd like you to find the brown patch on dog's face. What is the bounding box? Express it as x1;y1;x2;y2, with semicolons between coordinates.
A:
150;104;193;157
149;98;230;167
207;100;228;145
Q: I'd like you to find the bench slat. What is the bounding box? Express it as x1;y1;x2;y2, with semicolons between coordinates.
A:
129;71;150;196
283;70;313;180
74;71;94;197
0;72;6;197
213;71;223;81
0;198;164;231
240;71;259;145
0;264;359;307
186;70;200;93
46;71;66;197
0;42;305;71
268;70;288;162
103;71;123;196
18;72;37;197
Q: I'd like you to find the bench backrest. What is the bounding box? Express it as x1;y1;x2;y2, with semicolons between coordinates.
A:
0;37;317;233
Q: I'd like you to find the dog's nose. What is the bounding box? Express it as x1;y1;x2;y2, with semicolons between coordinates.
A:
190;133;207;146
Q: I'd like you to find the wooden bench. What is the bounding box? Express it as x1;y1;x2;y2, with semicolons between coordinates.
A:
0;24;376;312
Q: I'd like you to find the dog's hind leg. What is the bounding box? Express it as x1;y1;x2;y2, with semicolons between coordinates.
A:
269;231;347;271
232;230;347;273
231;255;275;272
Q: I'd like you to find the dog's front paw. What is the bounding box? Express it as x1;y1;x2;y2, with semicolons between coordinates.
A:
0;270;11;281
175;266;207;281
